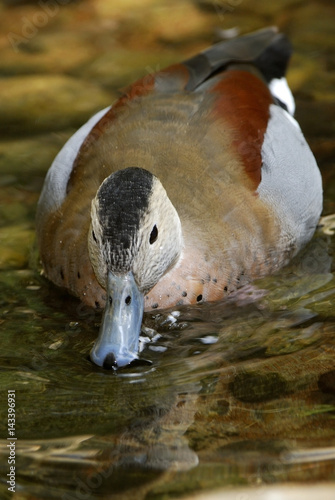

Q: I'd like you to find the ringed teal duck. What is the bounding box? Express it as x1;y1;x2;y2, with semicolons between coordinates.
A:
36;28;322;369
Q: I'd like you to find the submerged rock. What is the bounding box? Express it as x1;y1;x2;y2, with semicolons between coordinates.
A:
229;371;290;403
0;225;35;269
0;74;112;135
0;132;72;175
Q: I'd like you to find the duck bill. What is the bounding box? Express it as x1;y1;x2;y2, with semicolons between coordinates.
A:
90;271;144;369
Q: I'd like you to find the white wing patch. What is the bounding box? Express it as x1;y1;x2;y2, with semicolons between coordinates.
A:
38;106;111;215
269;77;295;116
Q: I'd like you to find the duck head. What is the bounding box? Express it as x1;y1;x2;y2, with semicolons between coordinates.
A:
88;167;183;369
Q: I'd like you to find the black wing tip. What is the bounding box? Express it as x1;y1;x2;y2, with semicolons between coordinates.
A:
183;27;292;91
253;31;292;82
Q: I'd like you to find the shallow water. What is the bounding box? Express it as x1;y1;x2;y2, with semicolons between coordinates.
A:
1;1;335;499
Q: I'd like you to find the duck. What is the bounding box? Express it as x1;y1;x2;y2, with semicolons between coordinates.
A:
36;27;323;370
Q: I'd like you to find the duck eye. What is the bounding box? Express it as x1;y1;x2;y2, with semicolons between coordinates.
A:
149;225;158;244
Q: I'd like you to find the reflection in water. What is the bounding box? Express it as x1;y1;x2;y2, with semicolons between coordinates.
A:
1;0;335;498
1;230;335;498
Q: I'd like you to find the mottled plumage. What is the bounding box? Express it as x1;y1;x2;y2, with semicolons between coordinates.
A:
36;28;322;368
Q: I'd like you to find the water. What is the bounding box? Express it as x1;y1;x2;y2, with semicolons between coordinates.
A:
1;1;335;498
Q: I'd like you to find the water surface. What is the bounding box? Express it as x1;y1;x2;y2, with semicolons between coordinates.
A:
1;1;335;499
